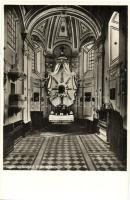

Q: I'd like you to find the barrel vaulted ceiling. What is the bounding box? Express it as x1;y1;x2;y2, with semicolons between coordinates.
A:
19;6;103;54
12;5;125;56
31;15;95;53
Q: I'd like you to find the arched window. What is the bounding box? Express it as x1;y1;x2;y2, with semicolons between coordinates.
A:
83;43;94;73
108;11;119;67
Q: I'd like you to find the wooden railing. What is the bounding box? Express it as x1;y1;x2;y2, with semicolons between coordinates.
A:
97;108;127;162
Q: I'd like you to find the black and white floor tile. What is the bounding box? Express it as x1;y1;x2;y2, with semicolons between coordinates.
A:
80;135;126;171
3;132;126;171
39;136;88;170
3;136;45;170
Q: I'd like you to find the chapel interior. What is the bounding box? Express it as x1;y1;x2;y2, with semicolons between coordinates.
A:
3;5;127;170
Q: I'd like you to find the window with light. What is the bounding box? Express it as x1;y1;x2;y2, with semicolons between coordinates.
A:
32;51;35;72
7;9;17;51
88;49;94;70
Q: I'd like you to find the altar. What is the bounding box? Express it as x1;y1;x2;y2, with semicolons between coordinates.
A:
49;114;74;124
47;48;77;124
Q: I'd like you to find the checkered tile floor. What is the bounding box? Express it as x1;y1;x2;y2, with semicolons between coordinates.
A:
39;136;88;170
88;154;125;171
3;132;126;171
3;136;45;170
80;135;126;171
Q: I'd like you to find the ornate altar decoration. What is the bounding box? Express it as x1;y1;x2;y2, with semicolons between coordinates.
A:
47;53;77;123
47;57;77;107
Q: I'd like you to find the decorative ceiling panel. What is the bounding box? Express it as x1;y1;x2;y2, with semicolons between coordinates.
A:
27;6;102;54
54;16;72;48
79;21;92;40
32;18;50;39
58;17;68;37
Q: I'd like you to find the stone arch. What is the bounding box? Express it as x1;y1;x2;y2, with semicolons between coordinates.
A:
25;6;102;40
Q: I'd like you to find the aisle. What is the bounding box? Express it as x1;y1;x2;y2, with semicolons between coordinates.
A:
3;131;126;171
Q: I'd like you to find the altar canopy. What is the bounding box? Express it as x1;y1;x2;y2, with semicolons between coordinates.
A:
47;62;77;107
